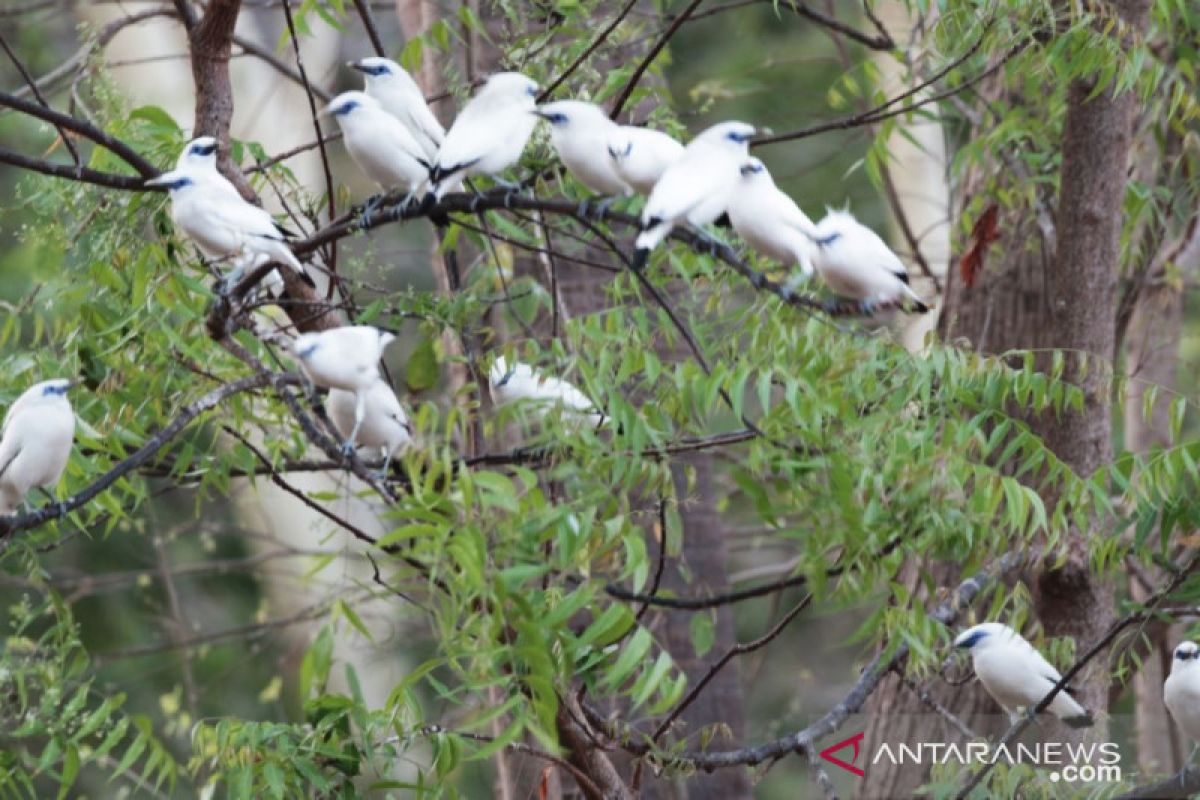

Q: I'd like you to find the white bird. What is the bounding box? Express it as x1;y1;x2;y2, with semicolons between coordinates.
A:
427;72;540;199
489;357;603;430
727;158;819;278
329;378;413;476
809;208;929;313
606;125;684;197
322;91;429;213
146;147;314;292
954;622;1093;728
1165;641;1200;751
535;100;630;198
0;379;76;515
633;121;756;270
350;57;445;160
292;326;397;454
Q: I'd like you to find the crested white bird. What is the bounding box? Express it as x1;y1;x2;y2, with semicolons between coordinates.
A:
727;157;819;278
427;72;540;199
329;378;413;476
489;356;603;430
954;622;1093;728
0;379;76;515
1165;641;1200;749
322;91;429;212
146;150;314;292
535;100;630;197
633;121;756;270
292;326;397;454
809;208;929;313
606;125;684;196
350;57;445;160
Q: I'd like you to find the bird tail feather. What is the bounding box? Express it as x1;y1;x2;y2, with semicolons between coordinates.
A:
1062;711;1094;729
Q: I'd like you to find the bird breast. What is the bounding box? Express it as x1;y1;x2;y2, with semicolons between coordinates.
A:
1;404;74;493
974;648;1046;711
1166;671;1200;741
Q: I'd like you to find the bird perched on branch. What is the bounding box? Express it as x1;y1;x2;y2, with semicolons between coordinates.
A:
427;72;540;200
727;158;820;279
536;100;630;206
146;140;315;293
954;622;1093;728
809;208;929;313
292;326;397;456
606;125;684;197
329;378;413;477
633;121;756;271
489;357;604;431
349;57;444;160
322;91;430;218
1165;641;1200;755
0;379;76;515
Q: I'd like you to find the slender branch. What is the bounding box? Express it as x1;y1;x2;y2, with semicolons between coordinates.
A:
539;0;639;101
0;147;150;191
0;374;283;539
778;0;894;50
0;90;159;177
350;0;386;58
232;31;332;102
0;31;81;165
608;0;704;120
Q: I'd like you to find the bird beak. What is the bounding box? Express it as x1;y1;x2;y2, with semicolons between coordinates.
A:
348;60;367;73
144;172;174;187
317;104;335;118
532;110;552;119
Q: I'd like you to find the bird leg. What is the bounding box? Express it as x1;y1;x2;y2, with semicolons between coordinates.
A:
372;446;395;480
218;256;249;296
359;193;385;227
341;391;366;458
38;488;69;519
689;226;726;257
578;196;615;219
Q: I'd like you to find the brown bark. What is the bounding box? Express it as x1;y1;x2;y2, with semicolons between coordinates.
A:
189;0;245;196
1030;0;1150;730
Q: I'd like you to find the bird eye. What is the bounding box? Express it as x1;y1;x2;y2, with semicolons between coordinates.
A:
551;113;567;124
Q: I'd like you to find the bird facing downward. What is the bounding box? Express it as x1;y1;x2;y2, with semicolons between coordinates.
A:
329;378;414;476
727;158;818;278
323;91;430;208
633;120;756;270
427;72;540;199
809;208;929;313
954;622;1094;728
535;100;630;197
489;356;604;431
292;326;397;455
350;57;445;161
1165;641;1200;745
0;379;77;515
146;142;315;292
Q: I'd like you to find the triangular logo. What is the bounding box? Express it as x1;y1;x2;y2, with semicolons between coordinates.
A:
819;731;866;777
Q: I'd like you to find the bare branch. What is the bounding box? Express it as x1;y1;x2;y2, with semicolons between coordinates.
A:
608;0;704;120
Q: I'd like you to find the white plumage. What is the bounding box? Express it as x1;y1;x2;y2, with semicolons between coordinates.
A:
634;120;755;266
606;125;684;196
0;379;76;515
350;57;445;160
809;208;928;312
329;379;413;473
1165;641;1200;744
428;72;540;199
489;357;603;430
323;91;429;202
954;622;1093;728
292;326;397;453
536;100;630;196
727;157;817;277
146;142;313;292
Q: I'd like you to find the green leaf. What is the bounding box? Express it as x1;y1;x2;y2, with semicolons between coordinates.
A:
689;612;715;659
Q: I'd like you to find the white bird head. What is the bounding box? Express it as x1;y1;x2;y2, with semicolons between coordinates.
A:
1174;641;1200;672
349;57;407;85
737;157;770;181
31;379;76;400
481;72;539;104
490;356;518;387
693;121;757;153
176;136;219;172
953;622;1018;653
144;169;197;193
535;100;608;128
321;91;380;123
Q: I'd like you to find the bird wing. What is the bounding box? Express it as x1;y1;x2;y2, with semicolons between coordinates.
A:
645;152;731;224
435;94;514;173
404;91;446;150
0;426;21;480
196;190;287;244
624;127;683;164
772;188;817;237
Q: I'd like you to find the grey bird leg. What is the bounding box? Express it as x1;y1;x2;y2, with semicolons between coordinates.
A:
38;488;69;519
360;193;385;226
218;256;249;296
372;446;395;480
689;226;726;256
341;391;366;458
578;196;615;219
